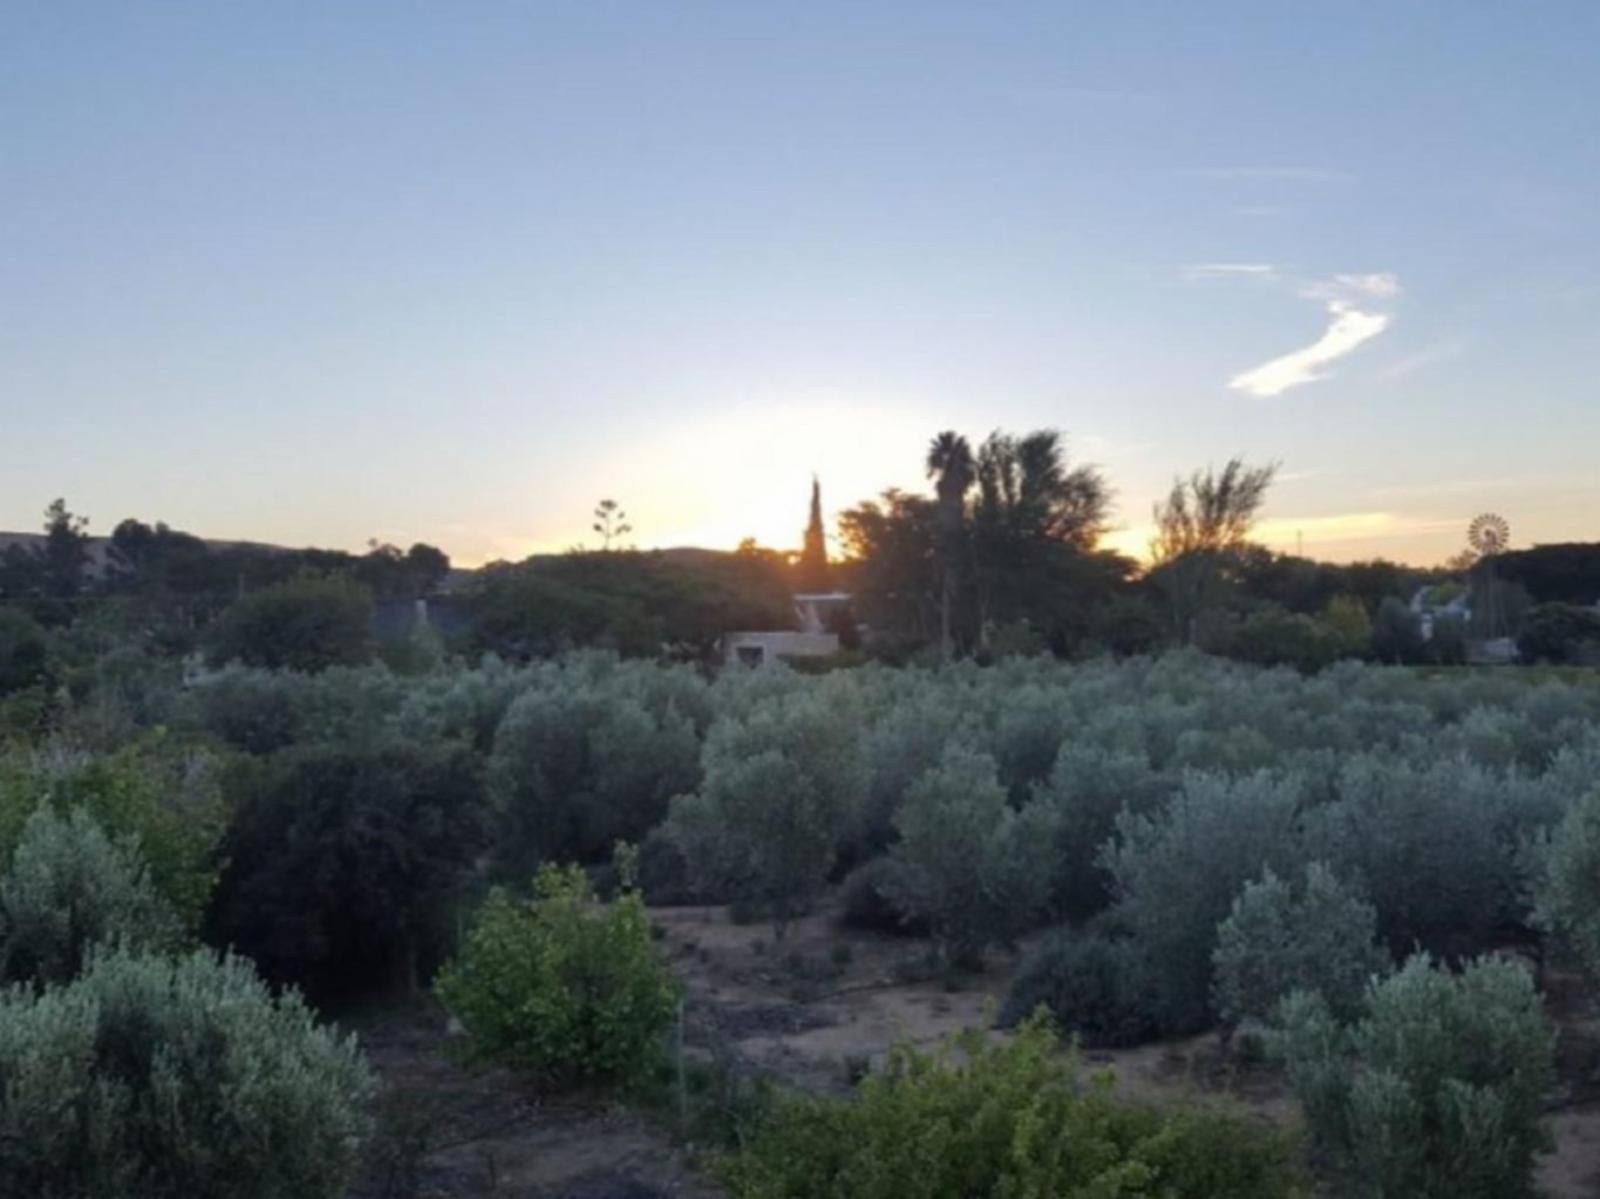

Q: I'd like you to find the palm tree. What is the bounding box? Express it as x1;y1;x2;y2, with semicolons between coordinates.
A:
925;431;975;661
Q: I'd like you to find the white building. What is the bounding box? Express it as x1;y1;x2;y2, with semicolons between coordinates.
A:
722;592;854;668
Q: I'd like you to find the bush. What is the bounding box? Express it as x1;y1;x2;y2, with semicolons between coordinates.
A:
1035;744;1172;920
837;856;925;936
1371;598;1426;664
1534;786;1600;979
1273;953;1554;1199
1520;602;1600;665
1101;771;1309;1035
0;607;51;697
1230;606;1344;673
1309;755;1526;960
884;746;1059;967
207;574;374;672
667;691;865;940
488;680;700;871
0;746;224;932
212;739;487;999
1212;863;1389;1029
0;946;374;1199
716;1014;1302;1198
0;806;181;985
999;928;1156;1047
435;862;678;1088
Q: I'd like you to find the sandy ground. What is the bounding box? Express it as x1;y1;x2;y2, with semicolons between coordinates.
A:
348;895;1600;1197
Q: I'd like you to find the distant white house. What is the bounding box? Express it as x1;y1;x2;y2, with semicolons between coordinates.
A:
1409;584;1471;642
721;592;854;668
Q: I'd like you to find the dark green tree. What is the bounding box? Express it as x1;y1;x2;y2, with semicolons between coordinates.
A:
925;431;975;661
207;576;374;672
795;476;831;593
1148;459;1276;642
213;740;488;999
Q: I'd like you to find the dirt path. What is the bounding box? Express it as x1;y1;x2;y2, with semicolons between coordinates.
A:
346;1014;724;1199
653;900;1600;1198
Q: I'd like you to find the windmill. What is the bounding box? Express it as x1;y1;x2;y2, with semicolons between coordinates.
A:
1466;513;1511;638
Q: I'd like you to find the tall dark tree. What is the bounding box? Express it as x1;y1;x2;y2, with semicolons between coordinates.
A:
592;499;632;552
925;432;975;661
972;430;1111;648
39;499;91;601
1149;458;1276;643
836;489;939;647
796;476;831;593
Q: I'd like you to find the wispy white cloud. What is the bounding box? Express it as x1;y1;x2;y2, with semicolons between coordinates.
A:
1230;303;1391;397
1183;262;1280;281
1215;271;1400;398
1304;272;1400;301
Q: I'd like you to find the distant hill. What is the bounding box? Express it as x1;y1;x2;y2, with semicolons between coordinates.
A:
0;530;294;575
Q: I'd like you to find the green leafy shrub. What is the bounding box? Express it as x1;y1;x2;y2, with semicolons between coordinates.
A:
0;745;224;931
999;928;1156;1047
1273;953;1554;1199
0;945;374;1199
884;746;1059;967
435;862;678;1088
0;806;181;985
1212;863;1389;1028
1229;606;1344;674
213;739;487;999
716;1014;1302;1198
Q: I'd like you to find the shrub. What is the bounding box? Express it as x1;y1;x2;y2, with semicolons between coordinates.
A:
1034;744;1172;920
435;862;678;1088
1520;602;1600;665
212;739;487;999
207;574;374;672
0;946;374;1199
0;806;181;985
1534;786;1600;979
1309;755;1525;960
1101;771;1309;1035
1212;863;1389;1029
1371;598;1426;664
488;680;700;871
837;855;925;936
716;1014;1302;1198
1230;606;1343;674
884;746;1059;967
667;692;865;940
999;928;1156;1047
0;746;224;932
1272;953;1554;1199
0;607;51;697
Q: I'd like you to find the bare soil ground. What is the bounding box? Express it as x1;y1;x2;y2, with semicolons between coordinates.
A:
348;894;1600;1197
345;1013;723;1199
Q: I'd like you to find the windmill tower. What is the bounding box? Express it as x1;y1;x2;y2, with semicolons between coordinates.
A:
1466;513;1511;638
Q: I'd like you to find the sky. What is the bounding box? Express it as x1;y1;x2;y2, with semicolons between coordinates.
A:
4;3;1598;567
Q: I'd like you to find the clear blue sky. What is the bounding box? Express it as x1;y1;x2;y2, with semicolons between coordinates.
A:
5;2;1597;564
